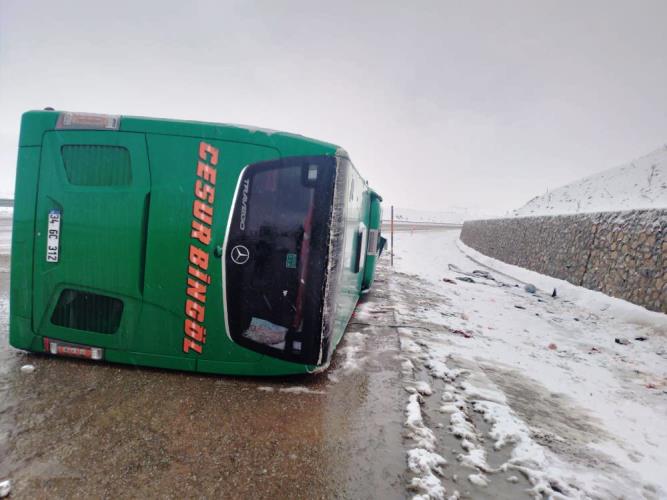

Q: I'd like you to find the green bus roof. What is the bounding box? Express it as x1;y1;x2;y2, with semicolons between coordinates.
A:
19;110;343;159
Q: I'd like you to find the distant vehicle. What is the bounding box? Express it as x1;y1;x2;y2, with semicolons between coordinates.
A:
10;110;385;375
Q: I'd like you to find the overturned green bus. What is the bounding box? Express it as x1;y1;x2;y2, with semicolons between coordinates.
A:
10;110;385;375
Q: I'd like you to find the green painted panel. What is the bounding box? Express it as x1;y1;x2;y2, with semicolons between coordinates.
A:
363;192;383;289
32;130;150;349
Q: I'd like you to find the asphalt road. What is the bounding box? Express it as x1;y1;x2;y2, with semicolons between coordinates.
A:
0;212;406;499
381;222;462;232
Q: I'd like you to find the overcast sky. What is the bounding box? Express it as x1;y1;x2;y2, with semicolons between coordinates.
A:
1;0;666;213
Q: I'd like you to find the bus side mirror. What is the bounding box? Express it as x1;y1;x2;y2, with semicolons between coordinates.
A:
378;236;387;257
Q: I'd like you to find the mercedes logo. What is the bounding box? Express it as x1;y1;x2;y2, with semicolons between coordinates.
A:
230;244;250;265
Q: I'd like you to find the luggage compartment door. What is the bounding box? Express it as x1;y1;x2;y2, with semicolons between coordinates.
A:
32;131;150;349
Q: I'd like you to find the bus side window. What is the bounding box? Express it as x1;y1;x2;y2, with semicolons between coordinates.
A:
353;223;367;273
353;229;362;273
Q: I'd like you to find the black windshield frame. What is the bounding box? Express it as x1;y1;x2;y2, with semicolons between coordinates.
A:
225;155;337;365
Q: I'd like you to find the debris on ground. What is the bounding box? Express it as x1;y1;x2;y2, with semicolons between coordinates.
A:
615;338;631;345
20;364;35;373
449;264;489;282
514;305;526;310
442;278;457;284
471;269;494;280
635;336;648;342
548;343;558;350
456;276;475;283
589;347;601;354
451;329;473;338
0;480;10;498
524;283;537;293
552;288;557;298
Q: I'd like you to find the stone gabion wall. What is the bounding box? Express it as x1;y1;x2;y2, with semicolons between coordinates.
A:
460;209;667;314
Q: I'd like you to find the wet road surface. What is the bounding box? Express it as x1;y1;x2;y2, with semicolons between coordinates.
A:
0;215;10;256
0;212;407;499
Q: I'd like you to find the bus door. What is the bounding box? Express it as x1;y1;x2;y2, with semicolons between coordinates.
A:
32;130;150;350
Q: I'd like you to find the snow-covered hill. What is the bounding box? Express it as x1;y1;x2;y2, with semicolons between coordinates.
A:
513;145;667;217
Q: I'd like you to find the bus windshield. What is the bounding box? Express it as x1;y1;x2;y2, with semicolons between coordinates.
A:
224;156;337;364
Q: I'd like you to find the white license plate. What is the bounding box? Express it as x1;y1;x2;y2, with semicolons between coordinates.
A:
46;209;61;262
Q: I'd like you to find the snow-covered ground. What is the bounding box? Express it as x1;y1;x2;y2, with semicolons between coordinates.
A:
513;146;667;217
386;229;667;499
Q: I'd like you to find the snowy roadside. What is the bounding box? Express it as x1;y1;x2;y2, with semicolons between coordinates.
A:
390;229;666;499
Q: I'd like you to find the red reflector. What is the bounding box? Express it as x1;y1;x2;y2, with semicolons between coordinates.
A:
56;111;120;130
43;338;103;360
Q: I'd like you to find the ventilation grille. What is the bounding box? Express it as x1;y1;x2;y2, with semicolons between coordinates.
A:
61;145;132;186
51;289;123;334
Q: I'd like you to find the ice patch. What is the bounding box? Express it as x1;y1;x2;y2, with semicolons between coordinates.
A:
405;393;436;451
459;380;506;405
330;330;367;376
458;447;488;471
471;395;591;498
405;381;433;396
409;472;446;500
400;336;423;354
405;390;447;499
278;386;325;395
426;358;464;382
258;386;325;394
401;358;415;375
408;448;447;476
467;472;489;487
449;410;476;441
0;479;11;498
473;400;546;467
